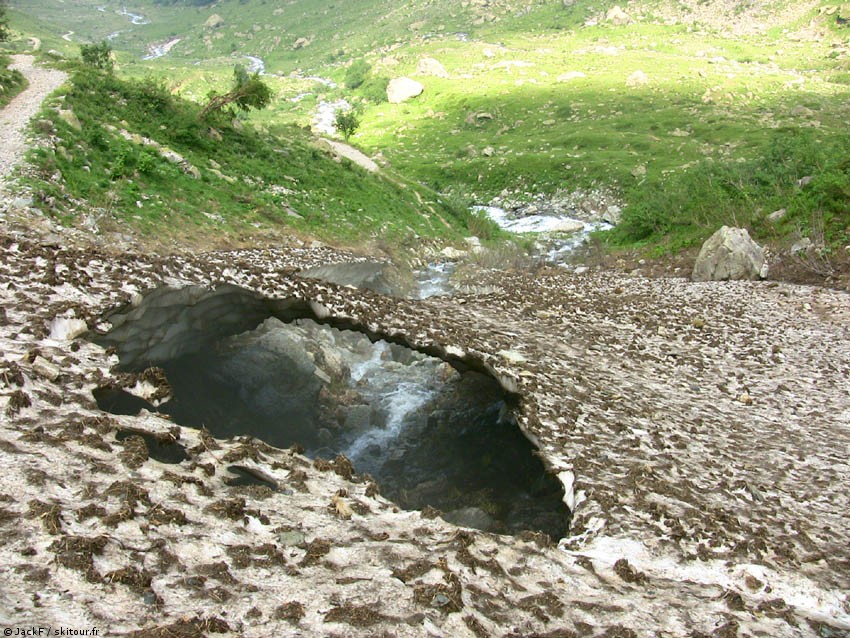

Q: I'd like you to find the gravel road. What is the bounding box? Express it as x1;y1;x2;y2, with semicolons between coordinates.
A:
0;54;67;189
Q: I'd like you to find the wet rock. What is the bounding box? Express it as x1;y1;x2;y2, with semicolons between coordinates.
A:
692;226;767;281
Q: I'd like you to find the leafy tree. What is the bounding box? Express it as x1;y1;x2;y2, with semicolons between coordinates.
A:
344;59;371;89
0;0;10;43
201;65;272;119
334;109;360;141
80;41;114;72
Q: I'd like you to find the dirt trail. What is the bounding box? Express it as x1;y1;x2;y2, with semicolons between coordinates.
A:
0;55;67;190
321;138;379;172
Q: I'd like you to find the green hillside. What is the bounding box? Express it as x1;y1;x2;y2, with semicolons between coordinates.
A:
21;67;475;247
4;0;850;258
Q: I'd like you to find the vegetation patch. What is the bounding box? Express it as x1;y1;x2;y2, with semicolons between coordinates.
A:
23;62;475;246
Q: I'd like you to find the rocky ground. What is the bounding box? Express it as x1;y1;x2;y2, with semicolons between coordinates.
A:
0;210;848;636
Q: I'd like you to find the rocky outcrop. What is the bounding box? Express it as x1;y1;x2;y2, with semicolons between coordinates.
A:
692;225;767;281
387;77;424;104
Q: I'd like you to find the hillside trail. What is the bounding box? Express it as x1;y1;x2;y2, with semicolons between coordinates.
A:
0;55;67;192
320;138;379;173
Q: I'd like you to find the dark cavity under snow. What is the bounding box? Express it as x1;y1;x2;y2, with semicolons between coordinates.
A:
93;286;570;538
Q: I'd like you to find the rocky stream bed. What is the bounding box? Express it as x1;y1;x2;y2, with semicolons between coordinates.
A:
0;224;849;636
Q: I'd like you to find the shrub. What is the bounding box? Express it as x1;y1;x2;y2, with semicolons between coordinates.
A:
359;76;389;103
344;59;371;89
80;41;114;72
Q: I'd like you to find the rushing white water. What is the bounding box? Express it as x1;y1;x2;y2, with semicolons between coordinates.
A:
118;7;149;25
306;76;338;88
475;204;612;264
244;56;265;75
415;262;456;299
313;99;351;135
142;38;181;60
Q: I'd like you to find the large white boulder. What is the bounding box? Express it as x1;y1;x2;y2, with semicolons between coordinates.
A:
692;226;767;281
387;77;424;104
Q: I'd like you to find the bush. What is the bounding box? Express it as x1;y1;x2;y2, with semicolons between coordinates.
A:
80;41;114;72
359;76;389;103
344;59;371;89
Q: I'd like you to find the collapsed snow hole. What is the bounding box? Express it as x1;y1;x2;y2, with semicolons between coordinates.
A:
93;285;570;538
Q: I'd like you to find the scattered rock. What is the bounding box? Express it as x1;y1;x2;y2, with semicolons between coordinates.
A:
557;71;587;82
293;37;312;49
692;226;767;282
626;70;649;88
606;5;632;25
204;14;224;29
32;356;60;382
791;237;813;254
387;77;424;104
57;109;81;130
767;208;787;223
416;57;448;78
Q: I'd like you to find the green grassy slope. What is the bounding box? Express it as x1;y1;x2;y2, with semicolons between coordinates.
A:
23;68;473;246
6;0;850;256
0;55;26;107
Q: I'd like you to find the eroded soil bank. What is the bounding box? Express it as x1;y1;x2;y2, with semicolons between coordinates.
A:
1;230;849;636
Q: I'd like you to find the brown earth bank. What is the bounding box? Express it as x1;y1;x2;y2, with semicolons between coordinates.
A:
0;214;848;637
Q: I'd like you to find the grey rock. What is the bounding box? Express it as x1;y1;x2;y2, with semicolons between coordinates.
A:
204;14;224;29
692;226;767;281
57;108;81;130
767;208;787;223
791;237;813;254
300;261;399;296
416;57;448;78
443;506;495;531
387;77;424;104
278;530;306;546
626;70;648;88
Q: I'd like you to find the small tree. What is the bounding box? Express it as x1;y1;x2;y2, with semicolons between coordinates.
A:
334;109;360;141
80;40;114;72
201;65;272;119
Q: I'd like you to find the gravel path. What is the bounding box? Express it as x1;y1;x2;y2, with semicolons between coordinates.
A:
321;138;379;172
0;54;67;189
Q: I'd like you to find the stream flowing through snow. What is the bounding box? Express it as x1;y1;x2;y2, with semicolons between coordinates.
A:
412;204;612;298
